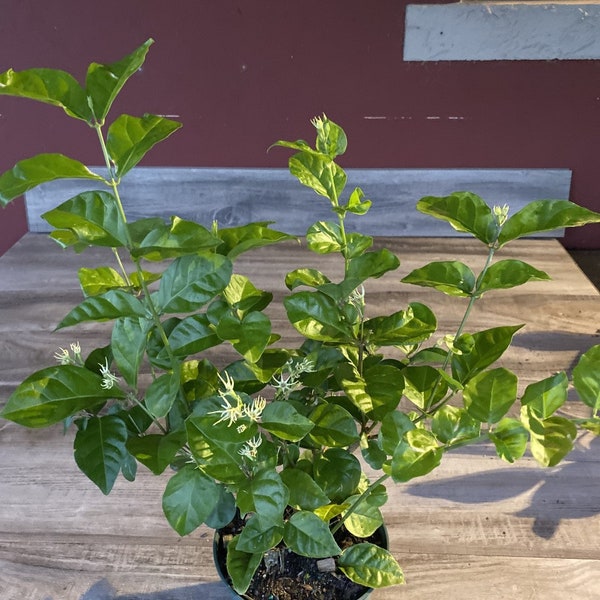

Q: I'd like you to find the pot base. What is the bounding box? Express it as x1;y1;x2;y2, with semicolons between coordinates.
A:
214;519;386;600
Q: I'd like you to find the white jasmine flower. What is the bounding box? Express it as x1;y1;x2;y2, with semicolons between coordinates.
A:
271;357;316;400
243;396;267;422
209;371;245;426
217;371;236;394
295;357;316;374
348;285;365;307
54;347;71;365
238;435;263;460
493;204;510;226
209;395;244;426
70;341;81;358
98;359;119;390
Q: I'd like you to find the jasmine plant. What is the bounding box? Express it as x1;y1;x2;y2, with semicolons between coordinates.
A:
2;40;600;597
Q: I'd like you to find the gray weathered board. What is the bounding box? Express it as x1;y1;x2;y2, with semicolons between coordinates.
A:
25;167;572;237
404;4;600;61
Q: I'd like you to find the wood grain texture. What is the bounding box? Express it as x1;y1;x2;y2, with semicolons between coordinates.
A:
1;234;599;600
24;167;571;237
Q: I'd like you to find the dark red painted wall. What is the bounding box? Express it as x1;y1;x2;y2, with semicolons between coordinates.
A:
1;0;599;254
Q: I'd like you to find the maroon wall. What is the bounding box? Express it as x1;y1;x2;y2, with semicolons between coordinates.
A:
1;0;599;254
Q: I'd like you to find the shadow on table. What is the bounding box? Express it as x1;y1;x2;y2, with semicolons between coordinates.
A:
79;578;232;600
404;438;600;539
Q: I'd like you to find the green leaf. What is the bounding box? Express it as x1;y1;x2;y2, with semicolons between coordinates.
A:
106;113;182;177
86;39;153;123
155;253;232;313
260;402;314;442
0;154;104;206
285;268;331;290
388;429;442;483
216;310;272;363
402;261;476;297
477;259;551;294
521;407;577;467
431;405;481;445
185;417;246;484
346;248;400;284
78;266;127;296
344;232;374;259
205;486;237;528
236;469;289;521
403;365;448;411
0;67;91;120
284;291;355;342
74;415;129;494
362;439;388;470
308;403;359;447
222;274;272;314
225;535;263;595
521;372;568;419
280;468;330;510
313;448;361;502
498;200;600;247
572;344;600;411
575;418;600;435
306;221;344;254
379;411;415;455
236;514;284;554
365;302;437;347
417;192;497;244
488;418;528;463
167;314;221;358
131;216;221;260
216;222;295;259
111;316;152;388
452;325;523;384
0;365;123;427
57;289;147;329
338;543;405;588
289;151;347;202
463;367;518;424
337;363;404;420
127;431;187;475
120;451;137;482
283;511;341;558
162;465;220;535
345;187;371;215
145;371;181;419
343;495;384;538
42;190;129;248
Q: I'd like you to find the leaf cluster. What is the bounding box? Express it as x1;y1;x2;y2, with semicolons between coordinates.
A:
2;42;600;595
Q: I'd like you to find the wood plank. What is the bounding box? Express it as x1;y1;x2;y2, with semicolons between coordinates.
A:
1;233;599;600
404;4;600;62
24;167;571;236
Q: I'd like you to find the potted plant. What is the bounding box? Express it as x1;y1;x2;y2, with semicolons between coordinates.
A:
1;40;600;600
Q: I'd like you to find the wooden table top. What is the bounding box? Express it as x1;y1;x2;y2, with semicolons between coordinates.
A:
1;233;599;600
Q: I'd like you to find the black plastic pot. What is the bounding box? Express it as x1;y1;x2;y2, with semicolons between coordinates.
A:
213;524;389;600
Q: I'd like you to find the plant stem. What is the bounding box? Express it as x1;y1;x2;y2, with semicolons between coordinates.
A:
93;122;183;411
419;242;499;421
331;473;390;535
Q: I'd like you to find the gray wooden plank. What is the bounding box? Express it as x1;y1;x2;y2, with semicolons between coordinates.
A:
404;4;600;61
24;167;572;237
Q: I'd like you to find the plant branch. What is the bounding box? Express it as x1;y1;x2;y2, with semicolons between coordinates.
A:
331;473;390;535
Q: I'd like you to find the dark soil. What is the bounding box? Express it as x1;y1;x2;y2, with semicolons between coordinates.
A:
215;514;384;600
